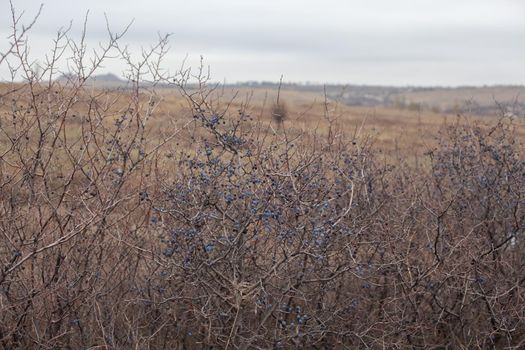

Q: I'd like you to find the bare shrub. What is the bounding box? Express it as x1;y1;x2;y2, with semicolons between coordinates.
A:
1;3;525;349
271;101;288;126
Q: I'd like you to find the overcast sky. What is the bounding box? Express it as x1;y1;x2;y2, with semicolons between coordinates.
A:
1;0;525;86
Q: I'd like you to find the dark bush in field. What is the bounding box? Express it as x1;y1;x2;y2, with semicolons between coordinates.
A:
1;6;525;349
271;101;288;126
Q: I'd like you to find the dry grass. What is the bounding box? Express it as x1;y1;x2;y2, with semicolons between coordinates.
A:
392;85;525;111
1;11;525;346
1;78;525;349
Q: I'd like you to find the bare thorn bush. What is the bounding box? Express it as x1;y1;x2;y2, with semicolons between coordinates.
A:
1;4;525;349
271;101;288;126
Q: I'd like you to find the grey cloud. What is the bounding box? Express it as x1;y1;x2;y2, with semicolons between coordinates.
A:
1;0;524;85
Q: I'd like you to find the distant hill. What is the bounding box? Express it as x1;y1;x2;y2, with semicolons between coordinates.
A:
52;74;525;116
56;73;128;88
389;86;525;116
228;82;525;116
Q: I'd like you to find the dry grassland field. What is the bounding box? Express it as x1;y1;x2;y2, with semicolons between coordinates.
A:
1;75;525;349
1;4;525;349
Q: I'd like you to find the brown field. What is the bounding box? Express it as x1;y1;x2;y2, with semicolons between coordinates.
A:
145;85;525;160
393;85;525;111
1;77;525;349
2;3;525;347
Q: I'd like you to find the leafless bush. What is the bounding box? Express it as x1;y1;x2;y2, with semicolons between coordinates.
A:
271;101;288;126
1;3;525;349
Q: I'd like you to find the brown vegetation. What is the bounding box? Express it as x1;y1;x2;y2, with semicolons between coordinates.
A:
1;4;525;349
